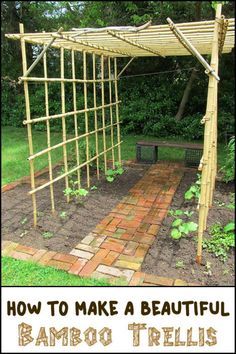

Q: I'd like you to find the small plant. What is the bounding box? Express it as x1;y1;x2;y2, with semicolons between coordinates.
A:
20;217;28;225
175;260;185;269
90;185;97;191
204;261;212;276
202;222;235;262
169;208;198;240
106;162;124;182
223;268;229;276
59;211;67;219
227;193;235;209
63;178;89;204
184;174;201;201
42;231;54;239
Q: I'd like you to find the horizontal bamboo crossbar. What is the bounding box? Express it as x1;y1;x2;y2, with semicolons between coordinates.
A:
23;101;121;125
19;76;117;83
28;122;121;160
28;141;123;195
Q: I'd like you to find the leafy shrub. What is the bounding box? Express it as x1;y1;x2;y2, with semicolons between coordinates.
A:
203;222;235;262
220;136;235;182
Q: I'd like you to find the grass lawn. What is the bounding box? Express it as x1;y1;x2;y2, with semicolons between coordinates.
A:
2;126;227;186
1;126;228;286
2;256;111;286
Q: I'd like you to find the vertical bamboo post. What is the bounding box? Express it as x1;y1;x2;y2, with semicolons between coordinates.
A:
108;56;115;169
43;44;55;212
196;4;221;264
19;23;37;226
101;54;107;173
60;47;70;202
83;50;90;188
114;58;121;164
92;53;100;179
71;49;81;187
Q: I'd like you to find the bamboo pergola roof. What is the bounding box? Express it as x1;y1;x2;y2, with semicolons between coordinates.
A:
6;18;235;57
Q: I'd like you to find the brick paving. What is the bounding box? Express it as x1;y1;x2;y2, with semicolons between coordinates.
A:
2;161;200;286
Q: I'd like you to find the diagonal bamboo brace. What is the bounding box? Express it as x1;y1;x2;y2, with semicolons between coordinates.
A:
167;17;220;81
18;27;63;83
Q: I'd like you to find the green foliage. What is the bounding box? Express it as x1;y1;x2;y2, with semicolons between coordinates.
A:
64;178;89;204
184;174;201;201
203;223;235;262
175;260;185;269
106;162;124;182
59;211;67;219
42;231;54;239
169;208;198;240
220;136;235;182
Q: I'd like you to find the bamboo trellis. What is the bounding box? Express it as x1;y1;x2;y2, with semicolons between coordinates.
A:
5;6;235;262
15;23;122;227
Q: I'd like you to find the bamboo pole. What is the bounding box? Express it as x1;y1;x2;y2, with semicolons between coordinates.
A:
92;53;100;179
101;54;107;174
23;101;121;125
71;49;81;188
60;47;70;202
108;57;115;169
43;45;55;213
167;18;220;81
19;23;37;227
117;57;135;78
18;27;63;83
196;4;222;265
19;76;116;83
28;123;121;160
52;33;129;56
107;30;165;57
29;142;123;195
114;58;121;164
83;51;90;188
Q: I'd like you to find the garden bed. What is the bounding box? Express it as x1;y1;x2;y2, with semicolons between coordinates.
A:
2;163;148;253
141;171;235;286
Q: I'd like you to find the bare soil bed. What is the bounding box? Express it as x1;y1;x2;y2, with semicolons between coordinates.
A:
141;171;235;286
2;163;148;253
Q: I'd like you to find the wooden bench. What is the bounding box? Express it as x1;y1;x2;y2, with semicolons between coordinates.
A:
136;140;203;167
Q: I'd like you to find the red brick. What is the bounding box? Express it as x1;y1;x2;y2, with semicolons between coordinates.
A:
10;251;32;261
120;233;134;241
15;244;38;255
123;241;139;256
31;249;47;262
102;251;120;266
2;242;19;256
79;249;109;276
38;251;57;265
68;259;88;275
147;224;160;236
135;244;150;258
119;219;141;229
129;272;145;285
53;253;78;264
101;238;126;253
47;260;72;271
144;274;174;286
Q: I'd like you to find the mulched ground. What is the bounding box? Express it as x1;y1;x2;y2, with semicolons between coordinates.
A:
2;163;148;253
141;171;235;286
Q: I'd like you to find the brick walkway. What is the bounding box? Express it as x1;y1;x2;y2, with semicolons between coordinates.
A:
2;162;199;286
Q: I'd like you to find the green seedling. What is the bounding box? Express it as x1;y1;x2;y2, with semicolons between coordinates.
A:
184;174;201;201
20;217;28;225
90;185;97;191
42;231;54;239
175;260;185;269
105;162;124;182
59;211;67;219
